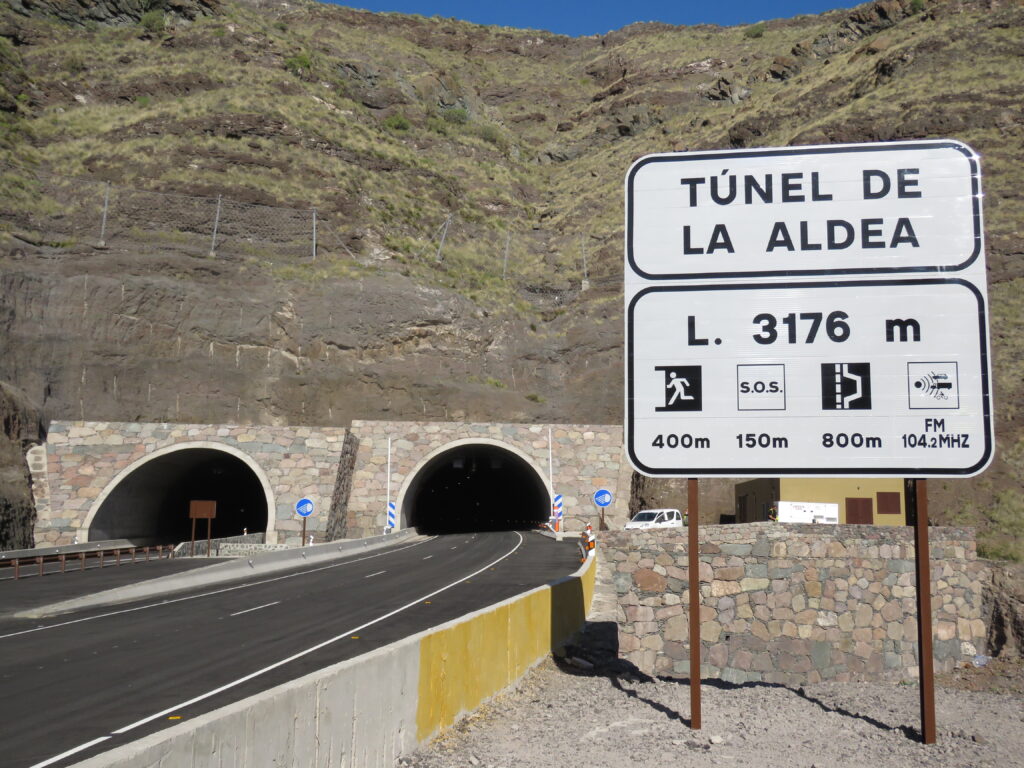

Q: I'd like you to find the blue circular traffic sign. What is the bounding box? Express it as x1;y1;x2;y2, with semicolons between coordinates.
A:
594;489;613;507
295;498;314;517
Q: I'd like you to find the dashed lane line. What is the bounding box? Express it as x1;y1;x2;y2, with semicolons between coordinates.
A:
228;601;279;618
28;532;525;768
0;537;435;641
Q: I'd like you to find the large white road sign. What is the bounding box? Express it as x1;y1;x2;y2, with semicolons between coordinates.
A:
627;141;982;281
627;279;991;476
624;140;993;478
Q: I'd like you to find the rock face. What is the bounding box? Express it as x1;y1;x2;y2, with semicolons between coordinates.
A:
4;0;220;28
0;382;42;550
986;562;1024;659
0;247;591;428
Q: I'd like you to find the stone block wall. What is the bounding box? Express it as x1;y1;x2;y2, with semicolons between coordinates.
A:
36;421;350;546
601;522;988;685
346;421;633;539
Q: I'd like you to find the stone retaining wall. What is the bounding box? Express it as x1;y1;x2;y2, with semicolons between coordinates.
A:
601;522;988;685
29;420;634;549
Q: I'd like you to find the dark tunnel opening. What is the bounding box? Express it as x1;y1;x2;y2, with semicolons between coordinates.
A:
405;444;549;535
89;448;268;544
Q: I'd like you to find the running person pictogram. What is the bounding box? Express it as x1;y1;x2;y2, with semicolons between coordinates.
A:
656;365;703;411
666;372;694;404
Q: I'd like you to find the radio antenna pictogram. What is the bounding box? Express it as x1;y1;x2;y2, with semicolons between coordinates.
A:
914;371;953;400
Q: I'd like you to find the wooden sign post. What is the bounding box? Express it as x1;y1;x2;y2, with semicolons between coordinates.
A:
189;500;217;557
911;479;936;744
688;477;701;729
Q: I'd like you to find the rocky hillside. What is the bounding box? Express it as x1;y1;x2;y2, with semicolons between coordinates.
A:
0;0;1021;556
0;381;42;549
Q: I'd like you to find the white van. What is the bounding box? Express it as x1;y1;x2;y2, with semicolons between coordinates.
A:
624;508;684;530
776;501;839;524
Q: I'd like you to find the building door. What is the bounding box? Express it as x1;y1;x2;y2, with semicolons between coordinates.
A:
845;497;873;524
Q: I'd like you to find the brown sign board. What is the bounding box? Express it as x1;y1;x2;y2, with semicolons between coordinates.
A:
189;500;217;519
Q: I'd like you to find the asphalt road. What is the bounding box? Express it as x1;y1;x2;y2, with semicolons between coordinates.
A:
0;531;580;768
0;556;230;616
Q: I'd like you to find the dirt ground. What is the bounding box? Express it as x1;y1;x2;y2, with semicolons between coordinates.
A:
400;654;1024;768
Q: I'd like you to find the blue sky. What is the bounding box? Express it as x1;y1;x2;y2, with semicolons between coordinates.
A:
327;1;856;37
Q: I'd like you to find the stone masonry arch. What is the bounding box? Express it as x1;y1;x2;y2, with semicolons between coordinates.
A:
396;438;553;533
81;441;277;544
344;421;632;538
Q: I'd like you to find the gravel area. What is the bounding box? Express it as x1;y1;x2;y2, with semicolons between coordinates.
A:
401;655;1024;768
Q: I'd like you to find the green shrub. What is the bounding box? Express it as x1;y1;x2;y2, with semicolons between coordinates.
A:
743;22;765;39
910;0;925;13
525;393;545;404
284;52;313;76
442;107;469;124
475;124;503;146
136;95;150;108
383;113;410;131
140;10;165;35
426;116;449;134
64;54;87;74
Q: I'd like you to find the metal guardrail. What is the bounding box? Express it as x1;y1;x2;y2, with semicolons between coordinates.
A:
0;545;174;580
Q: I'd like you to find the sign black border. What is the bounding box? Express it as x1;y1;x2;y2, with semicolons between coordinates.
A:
625;141;982;281
625;278;992;477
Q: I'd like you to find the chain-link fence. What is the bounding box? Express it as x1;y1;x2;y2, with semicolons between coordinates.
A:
1;169;623;303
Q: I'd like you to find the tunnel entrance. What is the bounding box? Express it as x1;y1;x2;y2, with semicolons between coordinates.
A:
403;443;549;534
88;448;269;544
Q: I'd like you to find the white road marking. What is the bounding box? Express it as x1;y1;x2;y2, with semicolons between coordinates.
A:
422;555;433;560
364;571;386;579
0;537;435;641
229;601;279;617
27;736;111;768
103;532;523;742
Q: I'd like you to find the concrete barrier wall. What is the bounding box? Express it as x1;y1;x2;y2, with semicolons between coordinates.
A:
416;555;596;741
74;551;596;767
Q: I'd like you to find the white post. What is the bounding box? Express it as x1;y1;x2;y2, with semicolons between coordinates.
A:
209;195;222;257
581;232;588;279
548;427;553;484
387;436;392;530
502;230;510;279
435;215;451;263
312;208;317;261
548;427;554;527
580;232;590;291
98;182;110;247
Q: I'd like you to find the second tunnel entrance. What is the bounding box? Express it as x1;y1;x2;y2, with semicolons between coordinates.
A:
403;443;549;534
